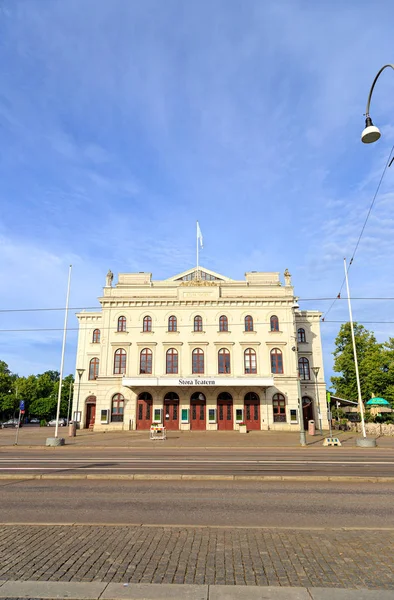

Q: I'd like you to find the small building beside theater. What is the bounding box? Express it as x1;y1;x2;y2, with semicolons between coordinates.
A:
73;266;327;432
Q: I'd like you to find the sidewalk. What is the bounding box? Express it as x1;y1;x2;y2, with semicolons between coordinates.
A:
0;580;393;599
1;428;393;449
1;525;393;592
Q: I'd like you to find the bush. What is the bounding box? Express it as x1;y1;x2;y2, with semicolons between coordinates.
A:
40;419;47;427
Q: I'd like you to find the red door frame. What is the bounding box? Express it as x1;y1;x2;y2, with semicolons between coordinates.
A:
244;397;260;430
137;397;153;430
85;403;96;429
164;399;179;430
217;399;233;430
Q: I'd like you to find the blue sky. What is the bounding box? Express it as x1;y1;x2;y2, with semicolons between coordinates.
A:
1;0;394;384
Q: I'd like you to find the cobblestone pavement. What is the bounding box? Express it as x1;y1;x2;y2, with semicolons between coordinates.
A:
0;525;393;590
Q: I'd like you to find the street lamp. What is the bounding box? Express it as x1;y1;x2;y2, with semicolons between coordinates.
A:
311;366;322;435
361;64;394;143
292;301;306;446
75;368;85;430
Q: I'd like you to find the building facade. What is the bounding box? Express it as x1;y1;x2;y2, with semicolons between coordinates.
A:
73;267;327;432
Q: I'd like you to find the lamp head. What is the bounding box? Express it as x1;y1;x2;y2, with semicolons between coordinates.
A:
361;116;381;144
77;368;85;379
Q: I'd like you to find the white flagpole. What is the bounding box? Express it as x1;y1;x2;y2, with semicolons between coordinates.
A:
55;265;72;438
196;221;199;272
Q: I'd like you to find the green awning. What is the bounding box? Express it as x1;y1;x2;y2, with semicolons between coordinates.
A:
366;397;390;406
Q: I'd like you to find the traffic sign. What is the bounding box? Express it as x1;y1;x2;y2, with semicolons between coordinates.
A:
19;400;25;411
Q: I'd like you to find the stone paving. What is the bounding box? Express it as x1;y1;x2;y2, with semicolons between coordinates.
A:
0;525;393;590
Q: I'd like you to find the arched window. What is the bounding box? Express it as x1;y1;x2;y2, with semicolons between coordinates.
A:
219;315;228;332
244;348;257;374
89;357;99;380
117;316;127;332
272;393;286;422
297;328;306;343
218;348;231;374
140;348;152;374
114;348;127;375
168;315;177;332
143;316;152;332
194;315;203;332
244;315;253;332
92;329;100;343
111;393;124;422
270;348;283;374
299;357;310;380
270;315;279;331
192;348;204;374
166;348;178;374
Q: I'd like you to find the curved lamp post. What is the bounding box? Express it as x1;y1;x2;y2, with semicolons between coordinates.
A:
361;64;394;143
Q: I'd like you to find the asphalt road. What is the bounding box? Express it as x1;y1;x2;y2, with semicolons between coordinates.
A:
1;479;394;527
1;447;394;476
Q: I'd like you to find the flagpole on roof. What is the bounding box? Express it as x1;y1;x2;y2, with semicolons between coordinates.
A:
196;221;199;274
196;221;203;278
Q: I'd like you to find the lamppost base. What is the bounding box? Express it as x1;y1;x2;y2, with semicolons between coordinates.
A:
356;437;377;448
46;437;65;447
300;432;307;447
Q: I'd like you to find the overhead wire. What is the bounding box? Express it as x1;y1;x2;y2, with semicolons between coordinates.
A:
322;143;394;322
3;296;394;314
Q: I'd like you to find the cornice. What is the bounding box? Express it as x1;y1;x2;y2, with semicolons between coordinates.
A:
99;299;296;308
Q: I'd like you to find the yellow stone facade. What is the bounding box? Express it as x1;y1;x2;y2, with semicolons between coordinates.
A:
73;267;327;433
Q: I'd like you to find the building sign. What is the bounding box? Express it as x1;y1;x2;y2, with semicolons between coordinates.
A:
123;376;274;388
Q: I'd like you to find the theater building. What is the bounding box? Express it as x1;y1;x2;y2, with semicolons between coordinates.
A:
73;267;327;432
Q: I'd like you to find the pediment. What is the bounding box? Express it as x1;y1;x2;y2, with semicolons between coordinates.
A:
167;266;232;282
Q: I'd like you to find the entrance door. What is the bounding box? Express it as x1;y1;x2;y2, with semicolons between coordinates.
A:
244;392;260;430
302;397;314;431
190;392;206;430
85;403;96;429
217;392;233;430
137;392;153;430
164;392;179;430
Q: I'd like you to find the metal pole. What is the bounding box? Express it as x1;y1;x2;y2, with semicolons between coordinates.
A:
75;369;84;432
55;265;72;439
365;64;394;117
293;304;306;446
312;367;322;435
14;386;20;446
327;396;332;438
67;381;73;425
343;258;366;438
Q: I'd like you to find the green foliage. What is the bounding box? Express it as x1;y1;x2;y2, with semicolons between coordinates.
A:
0;361;74;420
331;322;394;407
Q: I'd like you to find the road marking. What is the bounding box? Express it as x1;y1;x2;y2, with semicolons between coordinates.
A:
0;457;394;468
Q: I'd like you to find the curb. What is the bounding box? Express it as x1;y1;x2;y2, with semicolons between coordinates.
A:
0;580;393;600
0;473;393;482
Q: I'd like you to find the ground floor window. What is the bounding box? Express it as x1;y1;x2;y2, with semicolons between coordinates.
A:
273;393;286;423
111;393;124;422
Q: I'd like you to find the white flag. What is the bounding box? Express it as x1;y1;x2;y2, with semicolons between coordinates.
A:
197;221;203;248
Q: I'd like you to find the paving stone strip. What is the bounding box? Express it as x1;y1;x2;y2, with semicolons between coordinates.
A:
0;525;393;590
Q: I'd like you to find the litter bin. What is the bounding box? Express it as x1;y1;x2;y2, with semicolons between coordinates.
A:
308;420;315;436
68;422;77;437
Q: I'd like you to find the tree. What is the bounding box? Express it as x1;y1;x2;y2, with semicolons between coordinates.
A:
331;323;394;406
0;361;18;418
331;322;379;401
